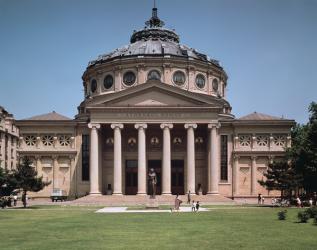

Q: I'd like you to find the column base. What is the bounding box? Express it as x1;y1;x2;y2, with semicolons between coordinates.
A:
207;191;219;195
137;192;147;195
112;192;123;195
89;192;102;196
161;192;172;195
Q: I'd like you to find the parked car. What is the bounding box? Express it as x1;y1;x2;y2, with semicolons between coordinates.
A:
50;189;67;202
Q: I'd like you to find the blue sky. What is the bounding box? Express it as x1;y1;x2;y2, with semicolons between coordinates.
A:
0;0;316;124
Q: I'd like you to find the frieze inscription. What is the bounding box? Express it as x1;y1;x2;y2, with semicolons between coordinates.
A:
116;112;187;119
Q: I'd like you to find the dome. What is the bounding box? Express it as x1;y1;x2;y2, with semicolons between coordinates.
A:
87;7;220;68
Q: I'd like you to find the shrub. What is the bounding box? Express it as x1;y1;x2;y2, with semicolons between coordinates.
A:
314;216;317;225
305;207;317;218
298;211;310;223
278;210;287;220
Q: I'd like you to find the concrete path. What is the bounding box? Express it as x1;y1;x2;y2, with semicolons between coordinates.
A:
95;206;209;213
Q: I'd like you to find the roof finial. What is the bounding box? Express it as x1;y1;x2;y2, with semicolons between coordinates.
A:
145;0;165;28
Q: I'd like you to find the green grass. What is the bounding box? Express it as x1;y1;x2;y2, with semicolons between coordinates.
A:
0;206;316;250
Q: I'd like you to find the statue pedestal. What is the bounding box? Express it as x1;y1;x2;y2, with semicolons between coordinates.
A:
146;198;159;209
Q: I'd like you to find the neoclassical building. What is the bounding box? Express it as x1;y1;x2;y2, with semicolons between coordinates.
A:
4;7;294;200
0;106;19;170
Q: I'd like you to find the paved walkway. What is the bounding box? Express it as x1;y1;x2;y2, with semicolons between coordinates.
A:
95;206;209;213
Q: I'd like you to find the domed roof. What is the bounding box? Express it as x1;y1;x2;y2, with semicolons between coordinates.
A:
87;6;220;68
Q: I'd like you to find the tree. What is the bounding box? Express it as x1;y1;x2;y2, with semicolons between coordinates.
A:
258;161;302;199
287;102;317;193
12;157;50;207
0;167;17;197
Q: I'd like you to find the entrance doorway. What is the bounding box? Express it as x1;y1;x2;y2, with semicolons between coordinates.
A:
125;160;137;195
171;160;184;195
147;160;162;195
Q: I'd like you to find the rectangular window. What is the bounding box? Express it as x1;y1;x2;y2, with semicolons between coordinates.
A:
82;134;90;181
220;135;228;181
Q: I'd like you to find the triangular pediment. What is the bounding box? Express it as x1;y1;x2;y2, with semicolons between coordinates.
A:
86;81;224;108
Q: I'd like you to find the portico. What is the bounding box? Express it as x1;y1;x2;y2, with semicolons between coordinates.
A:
88;121;221;196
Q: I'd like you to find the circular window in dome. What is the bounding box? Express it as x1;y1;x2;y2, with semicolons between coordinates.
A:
147;70;161;81
173;71;186;86
104;75;114;89
195;74;206;89
212;78;219;92
123;71;136;86
91;79;97;93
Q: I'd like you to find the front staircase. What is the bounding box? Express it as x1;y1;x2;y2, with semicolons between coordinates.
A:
70;194;236;206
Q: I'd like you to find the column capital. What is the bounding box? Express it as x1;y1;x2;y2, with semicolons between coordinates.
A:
251;155;257;161
88;123;101;129
233;154;240;161
111;123;124;130
208;122;221;129
52;155;59;161
268;155;274;162
184;123;197;129
69;154;75;160
35;155;41;160
134;123;147;130
160;123;173;129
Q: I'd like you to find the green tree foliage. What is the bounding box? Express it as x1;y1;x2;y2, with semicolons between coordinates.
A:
287;102;317;193
0;167;17;197
12;157;50;207
258;161;302;199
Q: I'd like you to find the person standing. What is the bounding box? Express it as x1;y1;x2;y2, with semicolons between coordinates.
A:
296;197;301;208
309;198;313;207
196;201;200;212
174;194;182;211
187;190;191;204
258;194;261;205
191;200;196;212
13;194;18;206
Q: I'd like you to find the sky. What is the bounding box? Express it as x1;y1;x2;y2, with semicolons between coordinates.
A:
0;0;316;124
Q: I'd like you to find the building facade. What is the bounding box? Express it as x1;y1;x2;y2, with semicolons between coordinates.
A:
0;106;19;170
3;7;294;199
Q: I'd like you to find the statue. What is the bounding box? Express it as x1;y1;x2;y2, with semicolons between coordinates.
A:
148;168;157;199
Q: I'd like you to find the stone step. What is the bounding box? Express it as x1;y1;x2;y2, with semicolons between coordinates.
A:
70;194;236;206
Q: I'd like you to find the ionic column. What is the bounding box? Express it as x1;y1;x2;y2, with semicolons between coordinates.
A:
251;156;257;195
184;123;197;194
88;123;101;195
207;122;220;194
12;137;17;169
52;155;59;189
69;155;75;197
35;155;41;172
269;155;274;164
135;123;147;195
160;123;173;195
0;133;5;168
7;137;12;169
111;123;124;195
233;155;239;196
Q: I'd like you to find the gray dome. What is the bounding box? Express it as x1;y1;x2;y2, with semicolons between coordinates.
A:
87;7;220;68
88;39;220;68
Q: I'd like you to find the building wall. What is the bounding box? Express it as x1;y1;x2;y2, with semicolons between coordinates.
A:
0;107;19;170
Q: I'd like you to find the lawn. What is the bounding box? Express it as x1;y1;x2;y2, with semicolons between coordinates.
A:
0;205;316;250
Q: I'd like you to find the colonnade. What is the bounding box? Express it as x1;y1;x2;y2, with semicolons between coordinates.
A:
88;122;221;196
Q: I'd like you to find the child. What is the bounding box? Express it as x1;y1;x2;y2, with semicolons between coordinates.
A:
196;201;200;212
191;200;196;212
